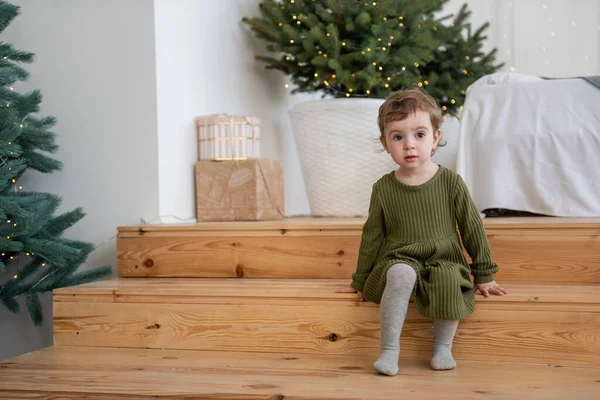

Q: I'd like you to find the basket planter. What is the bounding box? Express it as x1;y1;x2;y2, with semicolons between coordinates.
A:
289;98;396;217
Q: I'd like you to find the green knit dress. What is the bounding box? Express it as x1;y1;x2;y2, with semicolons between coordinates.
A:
350;165;498;320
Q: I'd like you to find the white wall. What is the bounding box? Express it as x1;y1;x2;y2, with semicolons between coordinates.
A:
444;0;599;77
153;0;316;221
0;0;159;360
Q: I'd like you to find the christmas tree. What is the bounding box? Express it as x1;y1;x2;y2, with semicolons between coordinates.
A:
243;0;503;116
0;1;111;325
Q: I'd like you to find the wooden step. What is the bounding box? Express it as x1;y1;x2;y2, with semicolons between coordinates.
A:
1;346;598;399
53;278;600;366
117;217;600;283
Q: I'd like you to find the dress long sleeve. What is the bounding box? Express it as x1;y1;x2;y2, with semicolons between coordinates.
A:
453;175;498;284
351;183;385;292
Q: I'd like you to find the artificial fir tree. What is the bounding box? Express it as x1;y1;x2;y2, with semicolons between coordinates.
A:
0;1;111;325
243;0;503;116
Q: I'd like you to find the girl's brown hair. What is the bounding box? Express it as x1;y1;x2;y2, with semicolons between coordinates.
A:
377;86;446;153
378;87;443;136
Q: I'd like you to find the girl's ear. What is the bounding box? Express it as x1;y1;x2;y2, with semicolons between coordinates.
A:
433;129;442;148
380;135;389;153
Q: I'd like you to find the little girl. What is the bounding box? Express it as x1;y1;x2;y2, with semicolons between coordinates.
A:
338;87;508;376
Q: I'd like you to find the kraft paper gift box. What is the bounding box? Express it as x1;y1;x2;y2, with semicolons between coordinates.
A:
195;159;284;221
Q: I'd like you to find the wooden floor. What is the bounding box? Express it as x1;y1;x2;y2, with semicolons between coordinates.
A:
117;217;600;281
1;217;599;399
1;346;599;400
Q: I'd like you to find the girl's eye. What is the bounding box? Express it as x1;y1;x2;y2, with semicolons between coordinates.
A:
393;135;402;141
417;132;425;138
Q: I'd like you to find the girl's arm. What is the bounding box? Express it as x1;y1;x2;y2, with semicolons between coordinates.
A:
350;183;386;292
453;175;498;284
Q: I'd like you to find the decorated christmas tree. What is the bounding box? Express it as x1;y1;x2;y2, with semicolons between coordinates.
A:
0;0;111;325
243;0;503;116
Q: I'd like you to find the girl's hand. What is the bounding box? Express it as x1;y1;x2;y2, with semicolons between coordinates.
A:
473;280;509;297
336;286;366;302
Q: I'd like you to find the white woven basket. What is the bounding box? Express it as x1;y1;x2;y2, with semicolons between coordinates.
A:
289;98;397;217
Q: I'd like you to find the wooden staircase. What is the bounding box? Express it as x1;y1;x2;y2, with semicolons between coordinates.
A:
1;217;599;399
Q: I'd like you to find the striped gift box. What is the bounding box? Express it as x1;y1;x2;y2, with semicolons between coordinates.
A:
195;114;260;160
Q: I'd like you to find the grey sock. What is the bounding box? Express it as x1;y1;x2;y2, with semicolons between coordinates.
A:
431;319;459;370
373;263;416;376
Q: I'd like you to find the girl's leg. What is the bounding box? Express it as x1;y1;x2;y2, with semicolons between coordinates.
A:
373;263;416;376
431;319;460;370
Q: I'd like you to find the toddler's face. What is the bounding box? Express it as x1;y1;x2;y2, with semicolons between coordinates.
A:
381;110;441;171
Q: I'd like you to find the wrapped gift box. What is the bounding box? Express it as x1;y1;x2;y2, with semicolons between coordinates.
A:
195;159;284;221
195;114;260;160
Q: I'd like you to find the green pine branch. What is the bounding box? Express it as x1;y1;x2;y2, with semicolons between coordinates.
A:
0;0;112;325
243;0;502;115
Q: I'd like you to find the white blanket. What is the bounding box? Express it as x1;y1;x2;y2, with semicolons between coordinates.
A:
456;73;600;217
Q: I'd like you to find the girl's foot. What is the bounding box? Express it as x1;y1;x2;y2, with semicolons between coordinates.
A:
430;343;456;370
373;350;399;376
